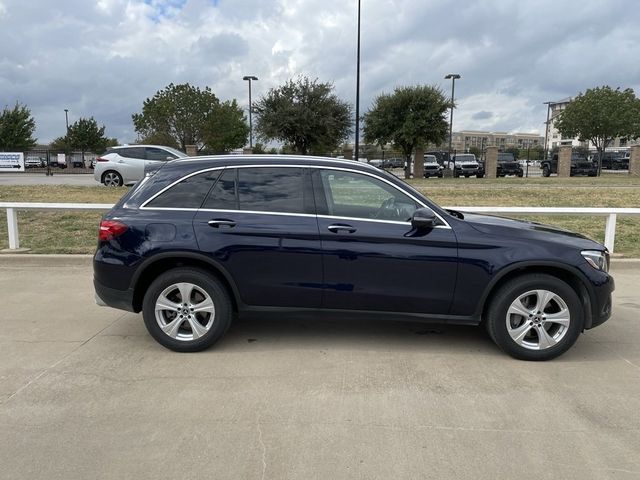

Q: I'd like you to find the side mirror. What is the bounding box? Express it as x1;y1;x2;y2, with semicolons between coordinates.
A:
411;208;438;229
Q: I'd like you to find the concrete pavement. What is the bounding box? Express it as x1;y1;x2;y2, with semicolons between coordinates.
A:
0;256;639;479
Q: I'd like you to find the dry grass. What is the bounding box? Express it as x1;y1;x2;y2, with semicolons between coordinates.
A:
0;178;639;255
0;186;128;254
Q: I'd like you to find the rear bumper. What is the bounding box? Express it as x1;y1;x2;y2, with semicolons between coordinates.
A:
94;277;136;312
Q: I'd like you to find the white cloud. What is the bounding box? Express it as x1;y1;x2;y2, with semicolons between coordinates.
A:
0;0;639;144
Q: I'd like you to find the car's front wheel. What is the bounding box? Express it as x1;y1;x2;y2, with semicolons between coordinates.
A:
542;165;550;177
486;274;583;361
102;170;123;187
142;268;232;352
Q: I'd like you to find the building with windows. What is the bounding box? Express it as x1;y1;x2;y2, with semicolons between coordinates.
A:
450;130;543;153
544;98;638;153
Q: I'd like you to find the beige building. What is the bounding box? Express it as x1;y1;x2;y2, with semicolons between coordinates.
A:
450;130;543;152
545;98;638;152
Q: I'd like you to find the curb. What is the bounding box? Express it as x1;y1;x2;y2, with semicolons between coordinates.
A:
0;254;93;267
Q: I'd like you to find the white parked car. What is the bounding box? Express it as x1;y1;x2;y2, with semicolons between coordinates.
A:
94;145;188;186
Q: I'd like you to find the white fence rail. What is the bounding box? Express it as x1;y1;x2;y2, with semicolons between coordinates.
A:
1;202;640;253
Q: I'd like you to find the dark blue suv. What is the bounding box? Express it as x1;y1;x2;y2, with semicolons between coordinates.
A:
94;155;614;360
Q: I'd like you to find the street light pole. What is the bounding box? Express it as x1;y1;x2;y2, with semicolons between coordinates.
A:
444;74;461;169
64;109;69;133
543;101;552;160
354;0;361;162
242;76;258;150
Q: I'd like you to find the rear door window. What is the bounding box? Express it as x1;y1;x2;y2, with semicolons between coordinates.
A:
119;147;146;159
237;167;306;214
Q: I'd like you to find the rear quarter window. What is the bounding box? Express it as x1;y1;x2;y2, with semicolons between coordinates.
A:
144;170;222;209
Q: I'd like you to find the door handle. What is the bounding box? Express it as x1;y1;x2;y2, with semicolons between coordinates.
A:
327;224;356;234
208;219;236;228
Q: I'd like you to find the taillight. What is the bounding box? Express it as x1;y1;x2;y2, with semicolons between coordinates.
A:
96;156;108;162
99;220;128;241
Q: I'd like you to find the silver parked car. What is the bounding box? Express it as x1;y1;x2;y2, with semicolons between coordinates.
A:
94;145;188;186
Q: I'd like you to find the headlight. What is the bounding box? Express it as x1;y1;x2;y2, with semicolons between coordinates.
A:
581;250;609;272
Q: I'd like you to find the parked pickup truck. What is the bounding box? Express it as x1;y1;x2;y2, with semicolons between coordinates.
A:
497;153;524;177
599;151;629;170
449;153;480;177
423;154;443;178
541;153;598;177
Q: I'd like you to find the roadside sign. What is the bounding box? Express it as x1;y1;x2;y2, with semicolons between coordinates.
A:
0;152;25;172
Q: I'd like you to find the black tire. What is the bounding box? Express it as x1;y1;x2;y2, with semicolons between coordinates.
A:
476;173;483;178
485;274;584;361
542;165;550;177
102;170;123;187
142;268;232;352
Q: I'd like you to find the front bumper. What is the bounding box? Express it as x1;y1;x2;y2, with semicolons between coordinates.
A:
571;167;598;176
584;270;615;329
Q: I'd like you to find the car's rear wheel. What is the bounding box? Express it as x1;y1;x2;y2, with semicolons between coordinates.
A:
142;268;232;352
102;170;123;187
486;274;583;361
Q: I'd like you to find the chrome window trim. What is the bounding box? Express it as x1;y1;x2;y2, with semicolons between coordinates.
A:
139;163;451;229
141;208;448;229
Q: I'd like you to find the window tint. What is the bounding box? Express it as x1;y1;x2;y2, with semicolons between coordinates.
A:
146;147;174;161
319;170;418;221
203;168;237;210
119;147;145;159
237;167;305;213
145;170;221;209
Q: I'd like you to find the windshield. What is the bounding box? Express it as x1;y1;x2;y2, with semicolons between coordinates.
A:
424;155;437;164
498;153;515;162
454;154;476;163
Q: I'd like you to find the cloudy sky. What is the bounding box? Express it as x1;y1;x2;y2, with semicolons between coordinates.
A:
1;0;639;145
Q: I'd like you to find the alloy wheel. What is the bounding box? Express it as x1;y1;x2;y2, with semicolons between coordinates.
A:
104;172;121;187
505;289;570;350
154;282;215;342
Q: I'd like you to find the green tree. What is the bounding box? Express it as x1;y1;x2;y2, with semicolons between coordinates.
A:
50;136;70;152
254;76;352;155
0;103;37;150
468;146;482;158
133;83;247;153
519;145;544;160
556;86;640;172
363;85;449;178
201;99;249;153
252;142;266;154
66;117;111;161
138;131;179;148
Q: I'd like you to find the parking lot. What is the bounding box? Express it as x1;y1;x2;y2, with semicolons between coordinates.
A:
1;256;639;479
